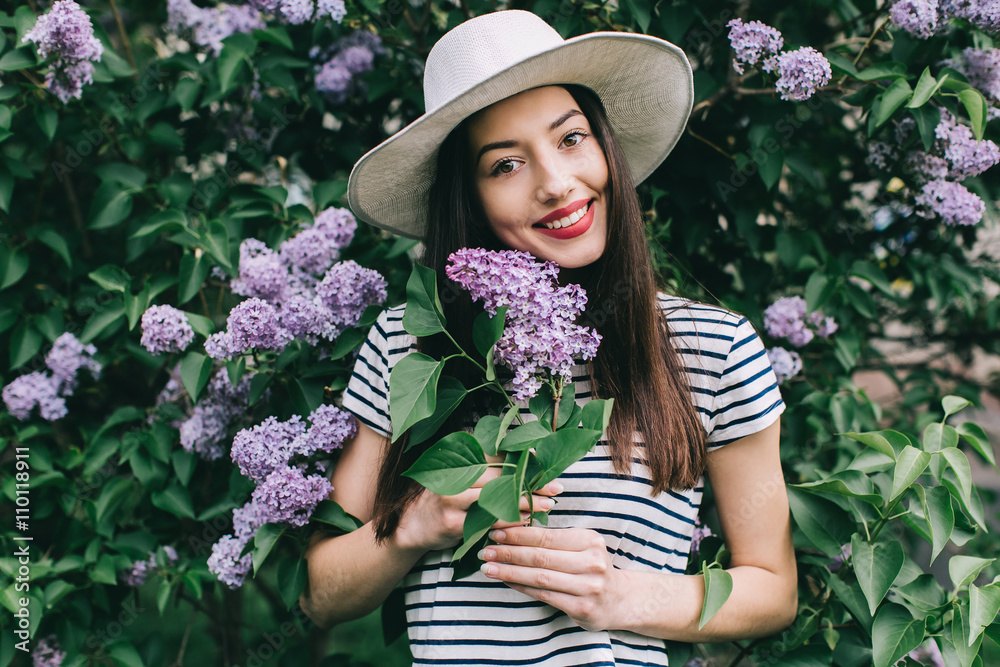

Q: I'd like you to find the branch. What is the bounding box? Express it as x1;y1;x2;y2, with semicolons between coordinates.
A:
686;128;733;159
108;0;139;75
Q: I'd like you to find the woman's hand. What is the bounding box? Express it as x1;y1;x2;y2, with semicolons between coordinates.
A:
478;526;622;632
393;470;564;553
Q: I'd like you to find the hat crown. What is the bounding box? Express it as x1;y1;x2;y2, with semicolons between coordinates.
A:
423;10;564;113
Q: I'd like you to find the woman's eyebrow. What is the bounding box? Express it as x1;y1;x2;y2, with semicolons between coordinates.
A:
475;108;585;165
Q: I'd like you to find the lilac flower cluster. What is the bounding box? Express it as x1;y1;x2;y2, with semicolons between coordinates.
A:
726;18;783;74
445;248;602;402
209;404;354;588
763;296;838;347
689;519;715;556
766;347;803;384
179;369;253;460
903;639;945;666
828;543;852;572
122;546;179;587
943;47;1000;102
315;31;384;103
726;19;831;101
934;110;1000;179
22;0;104;103
31;634;65;667
914;179;985;225
207;207;384;357
2;333;101;422
140;305;195;355
891;0;1000;37
248;0;347;24
166;0;265;56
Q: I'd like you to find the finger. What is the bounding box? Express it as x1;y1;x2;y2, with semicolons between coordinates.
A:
480;544;598;575
518;495;555;512
535;481;564;496
479;560;583;595
442;486;481;509
490;527;604;552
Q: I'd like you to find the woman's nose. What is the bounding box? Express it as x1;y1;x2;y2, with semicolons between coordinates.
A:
534;153;571;203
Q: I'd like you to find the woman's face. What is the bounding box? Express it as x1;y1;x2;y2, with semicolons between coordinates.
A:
466;86;609;269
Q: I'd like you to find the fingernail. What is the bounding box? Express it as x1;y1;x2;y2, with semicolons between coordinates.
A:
490;530;506;542
539;497;554;510
550;482;564;494
480;563;498;577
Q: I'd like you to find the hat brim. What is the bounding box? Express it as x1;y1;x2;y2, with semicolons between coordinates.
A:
347;32;693;240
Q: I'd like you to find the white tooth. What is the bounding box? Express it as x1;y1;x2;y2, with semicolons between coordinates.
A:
570;209;582;223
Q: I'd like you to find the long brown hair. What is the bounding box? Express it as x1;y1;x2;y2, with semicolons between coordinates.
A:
371;84;705;541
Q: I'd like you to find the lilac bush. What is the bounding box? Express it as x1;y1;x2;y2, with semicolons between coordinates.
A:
1;333;100;421
22;0;103;102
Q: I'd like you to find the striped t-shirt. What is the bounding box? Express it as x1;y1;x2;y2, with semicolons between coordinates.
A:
341;294;785;666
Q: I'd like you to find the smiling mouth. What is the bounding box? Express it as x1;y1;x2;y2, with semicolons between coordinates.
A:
534;201;591;230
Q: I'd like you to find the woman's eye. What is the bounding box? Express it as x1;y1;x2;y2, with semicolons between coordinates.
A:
491;159;518;176
562;131;587;147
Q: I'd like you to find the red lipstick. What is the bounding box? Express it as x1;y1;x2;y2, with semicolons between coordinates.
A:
534;200;595;240
532;199;591;226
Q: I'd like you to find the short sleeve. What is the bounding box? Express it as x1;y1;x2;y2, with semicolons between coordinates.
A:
706;317;785;448
341;306;413;437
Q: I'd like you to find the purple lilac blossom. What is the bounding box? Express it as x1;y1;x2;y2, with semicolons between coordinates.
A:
31;634;65;667
121;546;178;587
179;370;252;460
2;372;67;421
445;248;602;402
248;0;281;12
866;142;897;171
807;311;838;338
279;207;358;275
763;296;813;347
291;404;357;457
46;332;101;392
726;18;784;75
903;150;950;182
915;178;986;225
208;534;253;589
890;0;944;37
277;295;330;342
934;111;1000;179
206;298;293;360
233;499;268;541
141;305;196;355
315;59;355;102
943;0;1000;33
766;347;803;383
22;0;104;103
902;639;945;666
828;543;852;572
278;0;314;23
773;47;832;101
232;239;290;301
689;519;715;556
231;415;307;482
943;47;1000;102
167;0;264;56
251;466;334;527
317;0;347;22
316;261;388;333
314;32;381;103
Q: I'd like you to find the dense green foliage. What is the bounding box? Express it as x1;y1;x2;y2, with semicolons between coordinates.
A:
1;0;999;665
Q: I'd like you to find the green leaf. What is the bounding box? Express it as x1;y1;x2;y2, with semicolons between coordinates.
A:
177;253;210;305
124;286;152;331
311;500;362;532
179;352;212;401
950;555;994;590
787;487;855;557
402;265;447;337
34;105;57;142
856;61;909;81
150;481;196;519
217;45;246;92
89;264;131;292
532;428;603;488
0;47;35;72
842;430;903;459
185;312;214;338
792;470;883;506
959;88;988;141
249;372;271;405
473;415;503;458
0;247;28;290
828;573;873;633
917;484;954;564
252;523;284;575
580;398;614;434
805;272;834;312
35;229;72;267
951;602;984;666
172;449;196;487
80;301;126;343
108;643;144;667
698;564;733;629
406;376;468;449
872;604;923;667
924;422;959;452
939;447;975;514
906;67;944;108
852;535;905;616
313;180;348;209
876;78;913;128
472;306;507;359
403;431;487;496
478;474;520;523
957;422;995;468
204;220;232;273
889;445;931;502
9;320;41;369
942;395;972;419
131;209;188;238
849;260;896;297
911;104;941;151
827;53;860;78
88;183;135;229
894;574;946;612
157;579;173;615
452;501;496;562
389;353;444;440
970;584;1000;646
498;421;551;453
276;556;308;610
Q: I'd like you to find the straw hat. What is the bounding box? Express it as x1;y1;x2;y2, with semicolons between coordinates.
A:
346;9;694;239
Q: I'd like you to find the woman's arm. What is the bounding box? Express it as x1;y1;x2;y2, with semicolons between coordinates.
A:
479;419;798;641
300;422;564;628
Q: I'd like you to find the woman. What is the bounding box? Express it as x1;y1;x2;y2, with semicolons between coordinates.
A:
301;10;797;665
